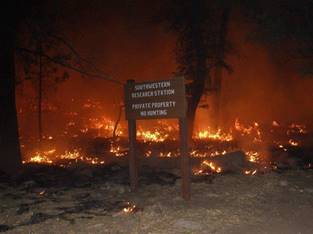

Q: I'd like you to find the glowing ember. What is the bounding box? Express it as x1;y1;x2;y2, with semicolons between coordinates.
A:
272;120;280;127
39;190;46;196
234;118;263;142
59;150;81;160
23;148;105;166
288;139;299;146
245;151;260;163
20;101;310;174
244;169;257;175
24;152;53;164
210;150;227;157
159;151;177;157
85;116;123;137
195;128;233;141
287;123;307;135
123;202;136;213
144;150;152;157
110;143;127;157
137;130;168;142
197;160;222;174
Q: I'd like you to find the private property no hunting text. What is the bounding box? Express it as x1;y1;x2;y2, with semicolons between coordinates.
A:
131;101;176;110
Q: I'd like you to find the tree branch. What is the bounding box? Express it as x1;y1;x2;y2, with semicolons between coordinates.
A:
17;47;124;85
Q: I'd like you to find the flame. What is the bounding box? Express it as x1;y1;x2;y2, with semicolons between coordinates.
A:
244;169;257;175
234;118;263;142
288;139;299;146
272;120;280;127
245;151;260;163
123;202;136;213
24;152;53;164
287;123;307;135
194;128;233;141
193;160;222;175
60;150;81;160
145;150;152;157
23;148;105;166
137;130;168;142
159;151;176;157
110;143;127;157
20;98;309;173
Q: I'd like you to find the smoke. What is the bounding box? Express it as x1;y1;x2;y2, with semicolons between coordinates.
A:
219;18;313;127
17;1;313;142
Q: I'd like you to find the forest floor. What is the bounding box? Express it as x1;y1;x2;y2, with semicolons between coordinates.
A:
1;164;313;234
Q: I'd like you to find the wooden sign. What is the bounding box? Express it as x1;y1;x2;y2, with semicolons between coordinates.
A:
125;77;187;120
124;77;190;200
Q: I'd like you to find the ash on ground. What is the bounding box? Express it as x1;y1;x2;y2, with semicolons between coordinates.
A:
1;164;313;234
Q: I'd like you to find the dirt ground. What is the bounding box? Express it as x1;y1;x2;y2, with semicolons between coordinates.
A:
1;166;313;234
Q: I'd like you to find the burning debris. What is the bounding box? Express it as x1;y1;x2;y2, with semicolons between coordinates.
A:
23;149;105;166
193;160;222;176
122;202;137;214
20;99;313;176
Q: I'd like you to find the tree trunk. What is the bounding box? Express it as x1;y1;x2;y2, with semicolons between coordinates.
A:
186;0;210;143
187;79;205;144
187;64;208;144
0;23;22;173
38;43;43;143
211;66;222;131
211;7;230;130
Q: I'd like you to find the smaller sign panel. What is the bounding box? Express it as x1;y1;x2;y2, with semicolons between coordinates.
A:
125;77;187;120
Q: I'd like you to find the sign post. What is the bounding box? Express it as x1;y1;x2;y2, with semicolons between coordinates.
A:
179;117;190;200
124;77;190;200
126;80;138;191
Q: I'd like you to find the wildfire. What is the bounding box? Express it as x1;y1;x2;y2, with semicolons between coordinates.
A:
24;152;53;164
122;202;137;214
193;160;222;175
59;150;81;160
145;150;152;157
86;116;123;137
137;130;168;142
110;143;127;157
245;151;260;163
159;151;176;158
20;98;309;175
244;169;257;175
23;148;105;166
234;119;263;142
288;139;299;146
136;121;177;142
287;123;307;135
272;120;280;127
195;128;233;141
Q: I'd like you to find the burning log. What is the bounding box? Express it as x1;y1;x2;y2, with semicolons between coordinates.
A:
139;150;250;175
207;150;247;173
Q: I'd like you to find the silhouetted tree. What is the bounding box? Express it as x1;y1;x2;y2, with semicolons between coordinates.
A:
0;0;115;173
211;6;231;130
243;0;313;76
158;0;232;140
0;1;24;173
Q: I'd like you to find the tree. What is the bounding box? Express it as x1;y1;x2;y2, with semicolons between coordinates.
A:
243;0;313;76
158;0;232;141
0;1;23;173
211;6;231;130
0;0;71;173
0;0;116;173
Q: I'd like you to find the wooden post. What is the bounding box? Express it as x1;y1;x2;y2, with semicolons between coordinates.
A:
179;117;190;200
126;80;138;191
